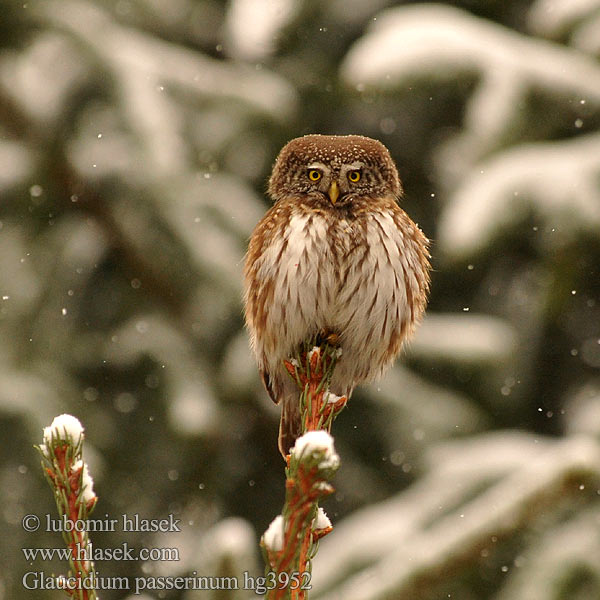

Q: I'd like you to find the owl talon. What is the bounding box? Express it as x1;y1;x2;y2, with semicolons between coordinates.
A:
317;328;340;348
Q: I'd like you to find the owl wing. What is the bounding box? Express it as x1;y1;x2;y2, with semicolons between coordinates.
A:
244;207;279;406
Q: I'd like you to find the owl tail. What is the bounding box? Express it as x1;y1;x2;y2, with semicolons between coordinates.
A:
278;390;302;458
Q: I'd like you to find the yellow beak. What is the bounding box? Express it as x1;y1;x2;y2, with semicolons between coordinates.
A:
328;180;340;204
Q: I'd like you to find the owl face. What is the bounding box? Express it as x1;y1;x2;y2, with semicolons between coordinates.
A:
268;134;401;207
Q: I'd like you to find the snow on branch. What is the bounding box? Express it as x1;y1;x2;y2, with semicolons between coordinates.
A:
224;0;300;60
528;0;600;55
33;0;297;181
38;0;297;122
341;4;600;100
37;414;99;599
409;312;518;365
437;132;600;259
528;0;600;38
313;433;600;599
340;4;600;183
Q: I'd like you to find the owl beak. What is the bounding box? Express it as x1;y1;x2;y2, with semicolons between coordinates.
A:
328;180;340;205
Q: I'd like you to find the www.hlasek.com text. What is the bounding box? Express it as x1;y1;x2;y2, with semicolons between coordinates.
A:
23;541;179;562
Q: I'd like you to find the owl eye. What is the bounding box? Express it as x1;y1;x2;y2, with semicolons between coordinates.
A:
307;169;322;182
347;170;361;183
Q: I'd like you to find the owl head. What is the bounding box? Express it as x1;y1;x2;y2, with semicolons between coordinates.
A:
268;134;402;206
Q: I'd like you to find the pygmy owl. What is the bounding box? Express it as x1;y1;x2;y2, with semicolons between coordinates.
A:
244;134;430;456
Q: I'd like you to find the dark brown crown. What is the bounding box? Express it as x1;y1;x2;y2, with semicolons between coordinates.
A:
269;134;401;199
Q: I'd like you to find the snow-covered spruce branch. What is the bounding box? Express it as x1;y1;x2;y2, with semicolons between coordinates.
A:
36;414;99;600
261;342;347;599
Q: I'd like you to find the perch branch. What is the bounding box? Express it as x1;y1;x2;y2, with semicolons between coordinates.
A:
262;340;347;599
36;415;99;600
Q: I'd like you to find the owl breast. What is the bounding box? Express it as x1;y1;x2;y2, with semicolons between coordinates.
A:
250;200;427;394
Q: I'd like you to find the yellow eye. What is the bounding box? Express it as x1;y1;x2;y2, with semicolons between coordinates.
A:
348;170;361;183
307;169;322;181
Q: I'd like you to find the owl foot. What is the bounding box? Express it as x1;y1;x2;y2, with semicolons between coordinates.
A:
317;327;340;348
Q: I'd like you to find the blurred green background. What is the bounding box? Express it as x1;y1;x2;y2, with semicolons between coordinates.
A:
2;1;600;598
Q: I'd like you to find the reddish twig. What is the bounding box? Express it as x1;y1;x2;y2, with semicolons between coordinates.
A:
37;415;99;600
263;341;346;599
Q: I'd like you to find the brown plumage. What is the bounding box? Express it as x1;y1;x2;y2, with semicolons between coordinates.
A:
244;134;430;456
